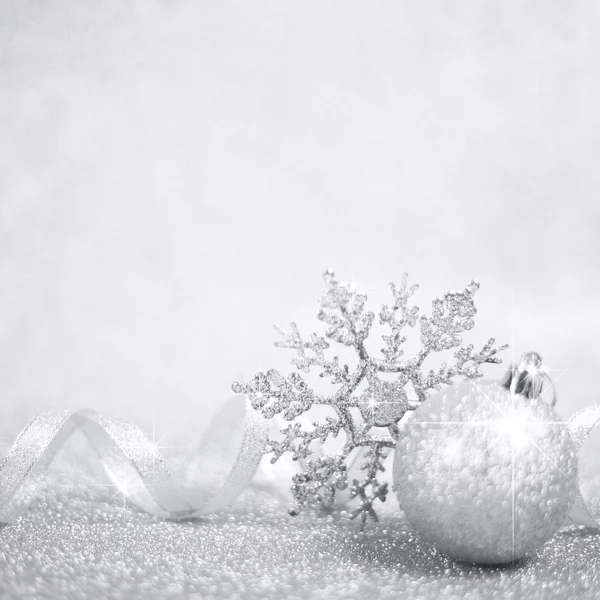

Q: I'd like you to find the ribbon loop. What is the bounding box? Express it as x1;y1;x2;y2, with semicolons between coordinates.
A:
565;404;600;529
0;398;269;523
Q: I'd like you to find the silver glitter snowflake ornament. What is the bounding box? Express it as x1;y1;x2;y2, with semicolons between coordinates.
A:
232;271;507;523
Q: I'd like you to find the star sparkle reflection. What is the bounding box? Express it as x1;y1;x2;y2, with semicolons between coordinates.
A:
94;411;183;508
495;409;532;451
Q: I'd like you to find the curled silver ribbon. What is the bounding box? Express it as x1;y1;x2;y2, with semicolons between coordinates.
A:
0;397;269;523
565;404;600;529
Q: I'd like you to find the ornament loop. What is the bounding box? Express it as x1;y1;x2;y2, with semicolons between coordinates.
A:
500;351;557;407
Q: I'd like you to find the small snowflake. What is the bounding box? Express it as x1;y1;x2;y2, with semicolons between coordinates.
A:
232;271;507;523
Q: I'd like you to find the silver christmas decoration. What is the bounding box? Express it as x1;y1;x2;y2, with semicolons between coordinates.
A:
232;271;507;522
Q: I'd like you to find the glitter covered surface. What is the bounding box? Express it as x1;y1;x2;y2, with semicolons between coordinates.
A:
1;487;600;600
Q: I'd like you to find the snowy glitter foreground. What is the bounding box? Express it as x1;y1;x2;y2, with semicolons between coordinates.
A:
2;483;600;600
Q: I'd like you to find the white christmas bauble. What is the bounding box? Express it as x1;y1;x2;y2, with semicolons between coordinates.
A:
393;380;578;564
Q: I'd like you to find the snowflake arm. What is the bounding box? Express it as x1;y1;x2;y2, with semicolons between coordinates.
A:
422;338;509;392
318;270;374;355
231;370;315;420
418;281;480;357
274;322;350;385
288;455;348;516
407;281;508;401
379;274;419;364
349;444;389;524
268;418;343;463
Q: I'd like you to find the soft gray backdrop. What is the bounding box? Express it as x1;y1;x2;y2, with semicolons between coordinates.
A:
0;1;599;458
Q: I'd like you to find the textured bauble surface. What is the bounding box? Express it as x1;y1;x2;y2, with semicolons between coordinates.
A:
393;380;578;564
358;380;411;427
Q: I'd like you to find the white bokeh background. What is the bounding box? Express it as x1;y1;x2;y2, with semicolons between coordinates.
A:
0;1;599;449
